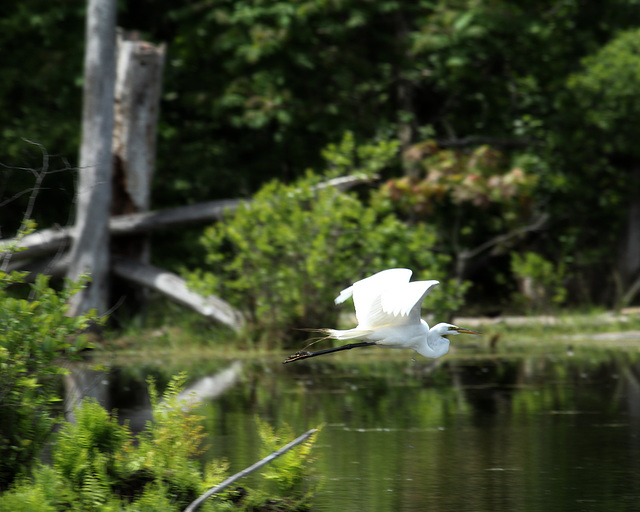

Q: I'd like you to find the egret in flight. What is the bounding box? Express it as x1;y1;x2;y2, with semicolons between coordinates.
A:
283;268;480;364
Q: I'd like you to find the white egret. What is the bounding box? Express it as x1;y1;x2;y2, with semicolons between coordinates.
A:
283;268;480;364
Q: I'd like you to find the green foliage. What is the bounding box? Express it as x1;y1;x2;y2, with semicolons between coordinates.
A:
6;0;640;308
251;419;320;510
0;373;320;511
373;142;538;302
0;269;96;490
568;28;640;157
136;373;211;499
52;375;210;510
320;131;400;177
376;143;537;221
190;137;459;345
53;401;128;507
0;466;64;512
511;251;567;311
0;374;226;511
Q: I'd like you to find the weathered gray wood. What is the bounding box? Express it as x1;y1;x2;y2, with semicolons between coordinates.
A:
110;199;241;234
1;175;373;261
66;0;117;316
6;253;243;330
5;251;71;279
183;428;318;512
113;35;166;216
1;227;73;261
112;257;244;331
617;166;640;307
112;35;166;311
0;200;239;261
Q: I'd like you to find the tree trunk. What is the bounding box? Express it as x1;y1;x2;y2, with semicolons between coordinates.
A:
66;0;117;317
112;33;165;219
111;33;166;316
618;165;640;306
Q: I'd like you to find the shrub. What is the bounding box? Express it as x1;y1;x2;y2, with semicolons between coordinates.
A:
0;374;320;512
254;418;320;510
0;270;96;490
511;251;567;311
189;135;463;345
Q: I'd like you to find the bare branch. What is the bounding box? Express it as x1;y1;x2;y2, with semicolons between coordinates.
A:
436;136;544;149
461;213;549;262
183;429;318;512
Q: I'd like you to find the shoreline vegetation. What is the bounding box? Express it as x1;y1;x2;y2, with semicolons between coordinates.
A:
100;308;640;365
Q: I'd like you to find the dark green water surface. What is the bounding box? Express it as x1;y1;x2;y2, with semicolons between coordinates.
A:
101;350;640;511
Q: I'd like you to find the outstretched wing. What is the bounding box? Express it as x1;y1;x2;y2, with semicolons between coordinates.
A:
356;279;439;328
334;269;438;329
381;280;439;325
335;268;412;306
351;269;412;326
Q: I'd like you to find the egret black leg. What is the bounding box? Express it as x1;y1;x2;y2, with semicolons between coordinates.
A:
282;341;376;364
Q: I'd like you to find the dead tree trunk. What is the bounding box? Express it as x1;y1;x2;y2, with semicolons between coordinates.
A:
112;33;165;219
66;0;117;317
112;33;166;315
618;165;640;307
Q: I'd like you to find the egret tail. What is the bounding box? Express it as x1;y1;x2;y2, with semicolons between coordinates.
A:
324;327;374;340
283;341;377;364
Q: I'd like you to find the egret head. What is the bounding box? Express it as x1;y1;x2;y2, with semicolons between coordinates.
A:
431;323;482;338
419;323;480;359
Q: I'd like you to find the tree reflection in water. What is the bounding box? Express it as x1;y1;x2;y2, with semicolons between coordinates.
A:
72;351;640;512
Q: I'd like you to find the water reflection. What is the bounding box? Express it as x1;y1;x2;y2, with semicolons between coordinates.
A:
79;351;640;512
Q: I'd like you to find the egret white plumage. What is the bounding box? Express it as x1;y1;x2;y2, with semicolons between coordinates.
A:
283;268;480;364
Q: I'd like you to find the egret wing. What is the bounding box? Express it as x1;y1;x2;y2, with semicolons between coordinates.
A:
335;268;412;305
349;269;413;327
334;286;354;305
381;280;439;325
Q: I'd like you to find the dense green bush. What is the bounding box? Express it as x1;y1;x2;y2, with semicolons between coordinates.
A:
511;251;567;312
373;144;540;284
0;269;96;490
189;137;465;346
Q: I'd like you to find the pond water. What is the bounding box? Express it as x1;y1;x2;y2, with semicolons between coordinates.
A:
83;347;640;512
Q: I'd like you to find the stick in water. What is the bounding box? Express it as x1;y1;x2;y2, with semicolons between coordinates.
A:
183;428;318;512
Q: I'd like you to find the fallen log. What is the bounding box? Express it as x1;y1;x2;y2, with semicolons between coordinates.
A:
0;199;240;262
0;174;373;327
5;253;243;331
0;174;374;262
112;257;244;331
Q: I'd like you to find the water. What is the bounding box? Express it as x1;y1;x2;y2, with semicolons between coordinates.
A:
92;349;640;512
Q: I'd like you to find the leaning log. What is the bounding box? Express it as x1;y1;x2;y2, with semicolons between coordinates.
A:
112;257;244;332
5;253;243;331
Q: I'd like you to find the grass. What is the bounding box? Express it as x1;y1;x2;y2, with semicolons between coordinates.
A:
101;298;640;366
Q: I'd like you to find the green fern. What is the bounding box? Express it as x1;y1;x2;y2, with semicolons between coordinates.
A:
0;374;320;511
255;417;321;509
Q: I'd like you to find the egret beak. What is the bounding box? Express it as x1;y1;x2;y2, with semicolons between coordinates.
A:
454;327;482;335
